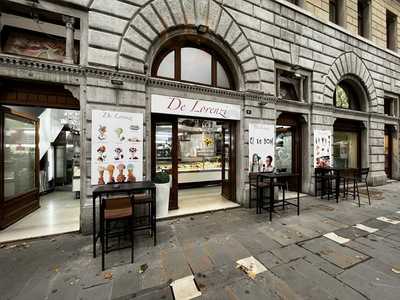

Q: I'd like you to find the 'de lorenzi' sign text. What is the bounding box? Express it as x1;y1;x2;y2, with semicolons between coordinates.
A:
151;94;241;120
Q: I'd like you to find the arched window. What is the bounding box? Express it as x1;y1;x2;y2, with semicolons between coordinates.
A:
334;81;361;111
152;40;235;90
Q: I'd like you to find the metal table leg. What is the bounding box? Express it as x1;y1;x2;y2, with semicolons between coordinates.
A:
93;195;96;258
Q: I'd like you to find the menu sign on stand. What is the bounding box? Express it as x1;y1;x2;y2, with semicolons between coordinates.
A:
91;110;143;185
248;123;275;172
314;129;332;168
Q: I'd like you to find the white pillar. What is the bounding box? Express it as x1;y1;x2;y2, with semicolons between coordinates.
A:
63;16;75;64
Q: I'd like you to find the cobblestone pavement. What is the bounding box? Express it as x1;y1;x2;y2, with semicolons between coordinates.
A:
1;183;400;300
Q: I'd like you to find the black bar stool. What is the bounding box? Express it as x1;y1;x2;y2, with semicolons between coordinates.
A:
342;168;371;207
132;192;156;246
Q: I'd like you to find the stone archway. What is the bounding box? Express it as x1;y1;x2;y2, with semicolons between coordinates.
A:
323;52;377;112
107;0;260;91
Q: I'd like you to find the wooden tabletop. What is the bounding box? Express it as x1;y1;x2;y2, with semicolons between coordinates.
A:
92;181;156;196
257;172;300;178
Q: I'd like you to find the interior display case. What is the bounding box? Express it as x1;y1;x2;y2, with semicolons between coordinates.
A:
1;108;39;229
177;120;223;184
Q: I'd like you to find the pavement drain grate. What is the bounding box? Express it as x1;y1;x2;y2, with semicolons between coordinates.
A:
376;217;400;225
323;232;351;244
353;224;379;233
170;275;201;300
236;256;267;279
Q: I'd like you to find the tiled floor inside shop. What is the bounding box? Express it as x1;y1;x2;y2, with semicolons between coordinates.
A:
167;186;240;218
0;191;80;243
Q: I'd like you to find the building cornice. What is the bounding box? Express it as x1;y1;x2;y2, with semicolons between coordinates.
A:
369;113;400;124
0;54;83;76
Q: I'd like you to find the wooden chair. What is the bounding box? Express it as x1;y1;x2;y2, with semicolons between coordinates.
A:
100;196;134;271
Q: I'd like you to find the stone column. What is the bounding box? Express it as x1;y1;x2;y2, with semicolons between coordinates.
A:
63;16;75;64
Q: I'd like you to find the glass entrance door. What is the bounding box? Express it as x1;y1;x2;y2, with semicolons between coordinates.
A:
152;115;236;212
152;119;178;210
384;127;393;179
221;121;235;201
1;108;39;228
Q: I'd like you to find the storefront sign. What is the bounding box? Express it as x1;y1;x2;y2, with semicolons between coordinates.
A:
314;129;332;168
248;123;275;172
91;110;143;185
151;94;241;120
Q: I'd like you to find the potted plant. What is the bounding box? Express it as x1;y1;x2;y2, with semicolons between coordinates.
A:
153;171;171;218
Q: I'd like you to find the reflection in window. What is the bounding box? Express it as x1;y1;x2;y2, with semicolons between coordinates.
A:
157;51;175;79
217;61;230;88
334;82;362;111
333;131;358;169
275;126;292;172
277;69;306;101
181;48;212;85
4;116;36;199
335;85;349;109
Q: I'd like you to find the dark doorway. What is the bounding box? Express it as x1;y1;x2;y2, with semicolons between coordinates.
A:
385;125;394;179
276;113;303;190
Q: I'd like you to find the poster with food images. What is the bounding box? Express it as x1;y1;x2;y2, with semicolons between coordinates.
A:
91;110;143;185
248;123;275;173
314;129;332;168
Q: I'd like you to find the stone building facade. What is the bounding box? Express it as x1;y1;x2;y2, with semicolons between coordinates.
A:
1;0;400;233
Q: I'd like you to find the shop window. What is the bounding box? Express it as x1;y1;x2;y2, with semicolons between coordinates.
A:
333;119;362;169
333;131;359;169
3;115;36;200
276;68;309;102
387;11;398;51
358;0;371;38
334;82;361;111
384;96;398;117
275;126;292;172
152;39;234;90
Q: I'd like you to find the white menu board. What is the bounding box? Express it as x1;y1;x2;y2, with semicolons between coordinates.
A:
248;123;275;172
314;129;332;168
91;110;143;185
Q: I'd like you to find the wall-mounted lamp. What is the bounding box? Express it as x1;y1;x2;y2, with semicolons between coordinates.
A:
111;79;124;85
292;65;302;78
293;72;302;79
197;25;209;34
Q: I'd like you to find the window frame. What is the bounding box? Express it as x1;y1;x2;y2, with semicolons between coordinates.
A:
358;0;371;39
152;40;235;90
386;10;398;52
329;0;345;27
384;95;399;117
275;64;311;103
